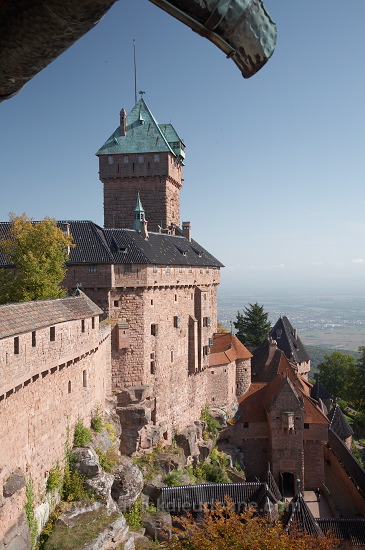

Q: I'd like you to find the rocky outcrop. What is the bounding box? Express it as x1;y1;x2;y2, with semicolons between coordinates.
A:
111;456;143;511
2;470;25;498
73;447;102;478
142;511;172;542
0;511;30;550
85;471;116;511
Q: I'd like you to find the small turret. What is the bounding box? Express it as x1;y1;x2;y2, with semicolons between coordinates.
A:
133;192;146;232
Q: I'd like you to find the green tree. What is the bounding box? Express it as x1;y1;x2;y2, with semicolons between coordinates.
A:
317;351;356;401
347;346;365;411
234;302;271;347
0;213;73;304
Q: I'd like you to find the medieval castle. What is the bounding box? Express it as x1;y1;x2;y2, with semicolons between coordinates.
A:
1;98;365;547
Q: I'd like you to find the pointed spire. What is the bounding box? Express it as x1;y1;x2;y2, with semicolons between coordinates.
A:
133;192;146;231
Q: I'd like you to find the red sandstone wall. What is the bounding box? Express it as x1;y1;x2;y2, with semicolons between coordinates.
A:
0;320;111;539
207;363;236;408
304;440;326;488
100;151;182;231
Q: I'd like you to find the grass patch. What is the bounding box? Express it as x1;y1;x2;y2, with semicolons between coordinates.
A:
43;509;119;550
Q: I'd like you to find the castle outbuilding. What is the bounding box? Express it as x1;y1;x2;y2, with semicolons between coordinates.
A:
269;316;311;378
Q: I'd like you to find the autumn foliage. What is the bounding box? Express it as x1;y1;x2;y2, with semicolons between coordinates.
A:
164;500;339;550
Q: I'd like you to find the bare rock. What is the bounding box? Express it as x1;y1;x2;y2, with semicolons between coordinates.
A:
57;502;103;528
153;453;185;474
2;511;30;550
90;427;114;454
111;456;143;511
117;385;152;406
210;408;228;428
72;447;101;478
175;425;199;458
198;439;215;462
3;469;25;497
142;512;172;541
85;471;116;510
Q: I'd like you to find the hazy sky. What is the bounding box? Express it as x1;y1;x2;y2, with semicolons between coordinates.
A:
1;0;365;293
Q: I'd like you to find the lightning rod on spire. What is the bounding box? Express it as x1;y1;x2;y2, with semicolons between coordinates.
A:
133;38;137;105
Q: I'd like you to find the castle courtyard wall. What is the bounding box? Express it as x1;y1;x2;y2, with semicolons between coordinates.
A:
0;315;111;541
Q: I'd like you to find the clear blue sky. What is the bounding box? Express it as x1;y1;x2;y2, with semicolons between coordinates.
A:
1;0;365;294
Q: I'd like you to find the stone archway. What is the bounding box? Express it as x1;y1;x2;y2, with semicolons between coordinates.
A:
281;471;295;497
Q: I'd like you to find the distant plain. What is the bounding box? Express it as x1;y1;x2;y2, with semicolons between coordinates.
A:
218;289;365;351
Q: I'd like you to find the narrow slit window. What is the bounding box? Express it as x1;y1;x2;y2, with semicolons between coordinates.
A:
32;331;36;347
14;337;19;355
50;327;55;341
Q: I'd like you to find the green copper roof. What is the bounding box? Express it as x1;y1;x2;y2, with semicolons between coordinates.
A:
96;98;185;157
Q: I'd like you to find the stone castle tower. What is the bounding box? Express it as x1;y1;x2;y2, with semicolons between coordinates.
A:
96;98;185;232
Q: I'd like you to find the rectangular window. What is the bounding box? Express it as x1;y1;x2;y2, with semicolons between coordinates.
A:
114;300;119;307
89;265;97;273
243;422;249;428
83;370;87;388
154;154;160;163
151;324;158;336
14;337;19;355
304;423;310;429
50;327;55;341
179;265;183;273
209;337;214;347
92;317;95;329
123;156;129;164
32;331;36;347
138;155;144;163
150;361;156;374
124;264;132;274
203;317;211;327
189;266;192;273
203;345;209;357
174;316;181;328
108;156;114;165
170;350;174;362
153;264;157;273
81;320;85;333
165;265;170;273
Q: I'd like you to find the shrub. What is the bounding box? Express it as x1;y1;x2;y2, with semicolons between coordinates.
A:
200;404;220;438
46;462;63;492
73;418;92;447
91;408;103;433
96;446;119;473
124;496;142;530
104;422;117;442
164;470;185;487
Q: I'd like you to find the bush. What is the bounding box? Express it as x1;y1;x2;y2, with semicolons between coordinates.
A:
73;418;92;447
46;462;63;492
164;470;185;487
124;497;142;530
91;408;103;433
96;446;119;473
200;404;220;438
200;463;230;483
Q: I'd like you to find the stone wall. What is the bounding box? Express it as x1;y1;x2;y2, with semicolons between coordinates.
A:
100;151;182;231
0;317;111;542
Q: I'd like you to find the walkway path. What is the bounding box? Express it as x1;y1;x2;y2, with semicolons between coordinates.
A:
303;491;332;518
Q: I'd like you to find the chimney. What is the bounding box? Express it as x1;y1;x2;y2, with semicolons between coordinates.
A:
182;221;191;242
60;222;71;254
120;108;127;136
141;219;149;240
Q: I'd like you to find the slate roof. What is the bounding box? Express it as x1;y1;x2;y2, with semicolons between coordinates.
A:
0;291;102;339
284;492;323;537
328;404;354;440
0;221;223;268
160;482;269;512
311;380;332;402
96;98;185;158
209;333;252;367
269;316;310;364
318;518;365;545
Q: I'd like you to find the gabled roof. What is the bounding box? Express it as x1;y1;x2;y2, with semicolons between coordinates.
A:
96;98;184;157
0;291;102;340
0;221;223;268
284;492;323;537
209;333;252;367
328;403;354;440
237;383;268;423
269;316;310;364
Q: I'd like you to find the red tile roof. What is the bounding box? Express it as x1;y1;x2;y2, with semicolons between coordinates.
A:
209;333;252;367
